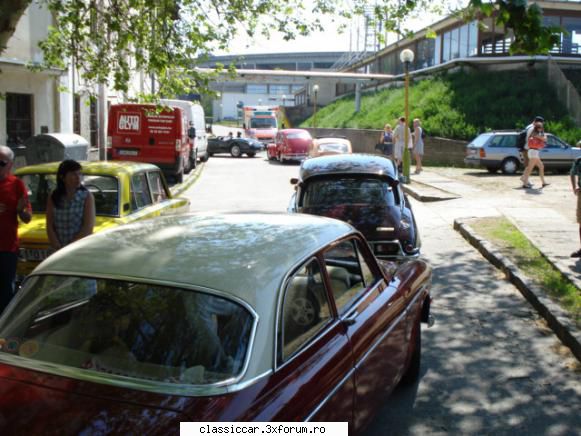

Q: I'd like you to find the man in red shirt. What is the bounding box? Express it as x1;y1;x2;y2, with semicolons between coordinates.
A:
0;145;31;313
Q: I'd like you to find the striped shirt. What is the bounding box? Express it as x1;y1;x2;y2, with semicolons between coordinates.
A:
53;189;89;247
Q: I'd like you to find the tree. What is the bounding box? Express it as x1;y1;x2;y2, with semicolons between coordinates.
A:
0;0;563;99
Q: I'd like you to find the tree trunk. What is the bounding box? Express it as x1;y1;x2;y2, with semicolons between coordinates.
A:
0;0;32;54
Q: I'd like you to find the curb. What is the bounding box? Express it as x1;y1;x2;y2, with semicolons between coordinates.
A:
454;218;581;362
403;183;459;202
170;161;205;197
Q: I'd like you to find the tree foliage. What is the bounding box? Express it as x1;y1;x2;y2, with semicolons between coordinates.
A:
0;0;565;99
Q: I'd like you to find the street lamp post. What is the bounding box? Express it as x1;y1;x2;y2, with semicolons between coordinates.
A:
399;48;414;184
312;84;319;129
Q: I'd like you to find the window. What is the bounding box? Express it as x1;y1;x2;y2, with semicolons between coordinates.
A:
323;240;366;315
147;171;168;203
489;135;516;148
468;21;478;56
301;177;398;209
73;95;81;135
545;135;564;149
84;175;119;216
563;17;581;55
459;24;469;58
90;99;98;148
442;31;451;62
246;84;267;94
269;85;290;95
0;275;254;386
130;173;152;210
6;93;33;147
280;258;332;362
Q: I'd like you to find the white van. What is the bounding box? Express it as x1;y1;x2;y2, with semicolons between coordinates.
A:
161;99;209;163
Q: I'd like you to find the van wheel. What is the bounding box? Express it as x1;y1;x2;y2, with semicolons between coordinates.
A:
501;157;519;175
200;152;209;162
230;144;242;158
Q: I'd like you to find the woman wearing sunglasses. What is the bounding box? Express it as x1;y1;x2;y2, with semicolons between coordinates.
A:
0;145;31;313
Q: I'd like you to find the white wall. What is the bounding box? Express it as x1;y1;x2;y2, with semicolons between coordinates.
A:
3;3;53;63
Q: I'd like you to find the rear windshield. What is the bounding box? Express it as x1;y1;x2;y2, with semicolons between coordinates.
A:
287;132;311;140
0;275;254;386
20;174;120;217
250;118;276;129
301;177;397;208
468;133;493;148
318;142;349;153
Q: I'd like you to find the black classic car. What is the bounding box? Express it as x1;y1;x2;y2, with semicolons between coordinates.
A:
207;135;264;158
288;154;421;261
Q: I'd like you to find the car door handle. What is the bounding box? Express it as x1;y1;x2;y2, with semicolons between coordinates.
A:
343;310;358;326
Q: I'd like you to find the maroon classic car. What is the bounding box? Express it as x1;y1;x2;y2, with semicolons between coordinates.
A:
267;129;313;163
0;213;432;434
289;154;421;260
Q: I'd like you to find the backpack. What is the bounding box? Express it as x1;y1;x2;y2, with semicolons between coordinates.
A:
516;129;527;150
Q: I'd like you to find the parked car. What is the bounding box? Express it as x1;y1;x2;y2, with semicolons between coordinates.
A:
0;213;432;434
207;136;263;157
309;136;353;158
107;103;192;183
15;161;190;279
267;129;313;163
288;154;421;260
464;131;581;174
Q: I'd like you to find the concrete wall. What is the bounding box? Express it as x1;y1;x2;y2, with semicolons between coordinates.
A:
304;127;469;166
3;3;52;63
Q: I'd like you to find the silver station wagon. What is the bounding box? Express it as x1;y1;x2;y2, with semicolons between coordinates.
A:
464;131;581;174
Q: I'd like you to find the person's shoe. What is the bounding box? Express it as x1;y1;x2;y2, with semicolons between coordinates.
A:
571;249;581;258
522;183;532;189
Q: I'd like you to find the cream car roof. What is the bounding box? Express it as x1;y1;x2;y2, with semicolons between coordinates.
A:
32;213;357;379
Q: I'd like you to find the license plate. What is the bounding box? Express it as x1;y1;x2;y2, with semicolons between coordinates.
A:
119;149;138;156
22;249;51;262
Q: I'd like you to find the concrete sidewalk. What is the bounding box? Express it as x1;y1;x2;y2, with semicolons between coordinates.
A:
404;169;581;290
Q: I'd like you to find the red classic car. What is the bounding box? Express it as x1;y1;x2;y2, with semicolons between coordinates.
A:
0;213;432;434
267;129;313;163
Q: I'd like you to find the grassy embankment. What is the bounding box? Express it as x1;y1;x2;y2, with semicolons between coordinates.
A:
474;217;580;327
301;70;581;145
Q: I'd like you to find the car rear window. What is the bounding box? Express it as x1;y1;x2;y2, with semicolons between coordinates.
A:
287;132;312;140
468;133;493;147
301;177;397;208
318;142;349;154
20;174;119;217
0;275;254;387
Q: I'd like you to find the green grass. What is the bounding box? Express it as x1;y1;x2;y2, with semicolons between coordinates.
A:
475;217;580;326
301;69;581;145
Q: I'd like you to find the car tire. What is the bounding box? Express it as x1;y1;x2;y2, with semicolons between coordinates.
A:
500;157;519;175
247;152;256;158
400;317;421;385
486;167;498;174
230;144;242;158
288;292;320;329
200;152;209;162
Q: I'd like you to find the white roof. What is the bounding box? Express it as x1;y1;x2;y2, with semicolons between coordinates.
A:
33;213;356;378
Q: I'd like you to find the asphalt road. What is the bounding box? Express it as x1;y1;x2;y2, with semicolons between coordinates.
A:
183;153;581;435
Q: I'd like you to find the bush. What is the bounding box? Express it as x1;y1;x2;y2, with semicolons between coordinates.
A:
300;68;580;144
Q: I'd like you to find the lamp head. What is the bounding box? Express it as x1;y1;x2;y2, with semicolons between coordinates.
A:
400;49;415;64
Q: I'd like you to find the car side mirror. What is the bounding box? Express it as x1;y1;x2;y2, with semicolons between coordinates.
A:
290;177;299;185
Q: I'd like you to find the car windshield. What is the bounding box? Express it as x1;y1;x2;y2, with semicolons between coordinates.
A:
287;132;311;140
250;118;276;129
20;174;120;217
0;275;254;386
301;177;397;207
318;142;349;153
469;133;493;147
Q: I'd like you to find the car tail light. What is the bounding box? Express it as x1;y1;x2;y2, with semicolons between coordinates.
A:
479;148;486;158
106;136;112;149
404;242;416;253
175;139;181;151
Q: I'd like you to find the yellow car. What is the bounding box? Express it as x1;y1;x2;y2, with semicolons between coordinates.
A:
15;161;190;278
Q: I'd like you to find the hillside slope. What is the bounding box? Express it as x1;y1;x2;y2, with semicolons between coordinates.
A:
301;69;581;145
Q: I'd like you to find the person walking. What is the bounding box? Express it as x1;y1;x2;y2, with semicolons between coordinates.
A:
46;160;95;251
570;156;581;258
520;119;548;189
412;118;425;174
393;117;411;171
0;145;31;313
518;115;545;170
378;123;394;158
